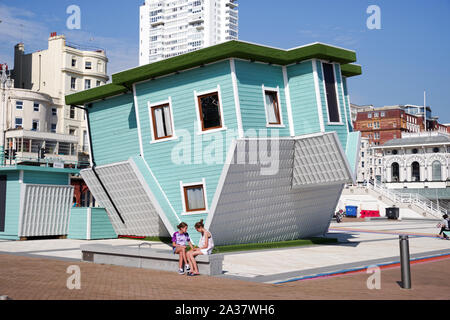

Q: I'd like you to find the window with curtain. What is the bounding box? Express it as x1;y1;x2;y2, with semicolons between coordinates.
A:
151;104;173;140
432;161;442;181
184;185;206;212
264;90;281;125
197;92;222;131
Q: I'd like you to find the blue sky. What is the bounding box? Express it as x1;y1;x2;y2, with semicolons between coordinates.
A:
0;0;449;122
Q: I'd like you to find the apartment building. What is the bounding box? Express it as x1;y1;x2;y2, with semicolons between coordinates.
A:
139;0;238;65
12;33;109;161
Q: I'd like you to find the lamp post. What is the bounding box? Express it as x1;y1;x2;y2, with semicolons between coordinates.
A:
1;64;13;165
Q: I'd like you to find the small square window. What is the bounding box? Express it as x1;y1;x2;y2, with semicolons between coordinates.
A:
33;103;39;112
51;123;57;133
368;113;372;119
15;118;22;128
16;101;23;110
197;92;222;131
52;108;57;116
85;61;92;70
183;184;206;212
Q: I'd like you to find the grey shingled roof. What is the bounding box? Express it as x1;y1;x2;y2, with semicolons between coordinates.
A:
382;134;450;147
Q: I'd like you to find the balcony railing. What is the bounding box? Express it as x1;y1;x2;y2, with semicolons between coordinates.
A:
0;154;90;170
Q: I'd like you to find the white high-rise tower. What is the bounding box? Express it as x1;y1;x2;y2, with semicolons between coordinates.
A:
139;0;238;65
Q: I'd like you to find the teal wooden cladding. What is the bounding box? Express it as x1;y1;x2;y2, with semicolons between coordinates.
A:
316;60;349;149
234;60;291;136
23;171;68;185
133;60;237;243
68;207;117;240
342;76;353;131
0;171;21;240
286;61;322;135
89;93;141;166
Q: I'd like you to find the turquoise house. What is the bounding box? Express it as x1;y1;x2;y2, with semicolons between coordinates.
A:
0;165;78;240
66;41;362;245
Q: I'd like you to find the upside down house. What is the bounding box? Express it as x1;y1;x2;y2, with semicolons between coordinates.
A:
65;40;362;245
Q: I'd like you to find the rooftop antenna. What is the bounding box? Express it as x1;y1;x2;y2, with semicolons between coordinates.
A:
424;90;427;132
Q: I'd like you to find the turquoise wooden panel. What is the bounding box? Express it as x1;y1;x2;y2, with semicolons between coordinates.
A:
345;131;361;178
89;93;141;166
67;207;88;239
0;171;21;240
134;61;237;243
286;61;322;135
316;60;348;149
90;208;117;239
234;60;291;136
342;76;353;132
23;171;69;185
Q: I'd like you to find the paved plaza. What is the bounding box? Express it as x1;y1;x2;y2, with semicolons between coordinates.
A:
0;218;449;300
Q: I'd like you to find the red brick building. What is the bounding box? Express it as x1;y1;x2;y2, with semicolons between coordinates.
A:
354;107;421;145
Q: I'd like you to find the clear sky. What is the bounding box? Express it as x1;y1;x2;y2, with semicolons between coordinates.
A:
0;0;449;122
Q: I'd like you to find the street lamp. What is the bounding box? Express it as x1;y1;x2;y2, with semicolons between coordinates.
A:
1;64;12;166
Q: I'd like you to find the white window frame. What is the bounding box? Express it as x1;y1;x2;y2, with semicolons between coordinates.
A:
16;101;23;110
71;77;76;90
320;62;343;125
147;97;178;144
261;85;284;128
85;61;92;70
194;85;227;135
179;179;209;215
85;79;91;90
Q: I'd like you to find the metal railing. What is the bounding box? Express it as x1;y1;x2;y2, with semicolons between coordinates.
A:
0;155;90;170
368;180;447;219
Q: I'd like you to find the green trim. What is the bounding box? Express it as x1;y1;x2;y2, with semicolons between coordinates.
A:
65;83;128;106
341;63;362;77
65;40;361;106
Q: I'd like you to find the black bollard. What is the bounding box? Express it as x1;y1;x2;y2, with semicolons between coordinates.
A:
399;235;411;289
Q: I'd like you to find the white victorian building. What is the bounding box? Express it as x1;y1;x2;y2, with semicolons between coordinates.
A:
374;132;450;189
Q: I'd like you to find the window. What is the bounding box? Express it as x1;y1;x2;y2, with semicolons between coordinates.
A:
85;61;92;70
361;161;365;168
71;77;76;90
15;118;22;128
150;103;173;140
96;80;101;87
16;101;23;110
412;148;418;154
392;162;400;182
197;91;222;131
51;123;57;133
374;112;379;118
70;106;76;119
71;58;76;67
52;108;57;116
392;149;398;155
433;147;440;153
368;113;372;119
69;128;76;136
85;79;91;90
381;112;385;117
32;120;39;131
263;90;281;125
183;184;206;213
411;162;420;181
33;103;39;112
432;161;442;181
322;63;340;123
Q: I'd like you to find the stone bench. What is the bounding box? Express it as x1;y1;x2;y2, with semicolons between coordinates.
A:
80;244;224;276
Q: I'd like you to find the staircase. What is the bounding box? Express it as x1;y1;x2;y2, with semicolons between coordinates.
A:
343;181;447;219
